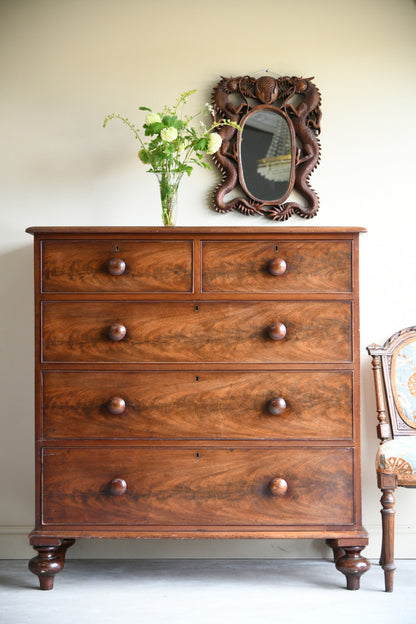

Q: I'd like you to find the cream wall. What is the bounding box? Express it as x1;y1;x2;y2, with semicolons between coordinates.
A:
1;0;415;561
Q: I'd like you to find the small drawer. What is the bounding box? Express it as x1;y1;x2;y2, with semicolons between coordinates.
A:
42;370;353;440
202;240;352;293
41;240;193;293
41;301;352;363
41;447;354;527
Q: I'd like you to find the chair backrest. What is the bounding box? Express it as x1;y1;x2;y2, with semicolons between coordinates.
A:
367;326;416;442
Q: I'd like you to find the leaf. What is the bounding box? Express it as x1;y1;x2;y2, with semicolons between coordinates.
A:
148;136;162;148
168;117;184;130
139;106;152;111
145;122;164;135
149;151;164;168
162;115;177;127
194;138;208;152
138;149;150;164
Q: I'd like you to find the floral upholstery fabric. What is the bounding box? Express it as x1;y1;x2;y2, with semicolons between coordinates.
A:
392;338;416;428
376;437;416;484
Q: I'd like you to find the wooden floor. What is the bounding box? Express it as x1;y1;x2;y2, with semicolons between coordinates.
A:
2;559;415;624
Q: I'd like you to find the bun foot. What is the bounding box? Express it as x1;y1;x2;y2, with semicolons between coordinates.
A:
29;538;75;590
335;545;370;590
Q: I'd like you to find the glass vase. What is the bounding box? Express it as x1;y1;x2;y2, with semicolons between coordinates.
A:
155;170;182;226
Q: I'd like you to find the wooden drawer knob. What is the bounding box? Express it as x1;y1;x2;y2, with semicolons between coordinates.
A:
109;478;127;496
267;322;287;341
267;397;287;416
269;477;288;497
107;257;126;276
268;257;287;276
106;397;126;415
108;322;127;341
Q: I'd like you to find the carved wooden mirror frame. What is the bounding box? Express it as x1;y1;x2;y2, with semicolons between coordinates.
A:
211;74;322;221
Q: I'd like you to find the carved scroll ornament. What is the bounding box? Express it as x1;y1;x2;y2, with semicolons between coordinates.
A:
211;75;322;221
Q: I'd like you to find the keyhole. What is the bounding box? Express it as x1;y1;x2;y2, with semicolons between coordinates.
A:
115;244;120;252
275;245;279;252
196;452;200;459
195;305;199;311
195;376;199;382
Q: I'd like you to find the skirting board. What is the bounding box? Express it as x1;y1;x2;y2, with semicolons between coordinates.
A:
1;526;416;559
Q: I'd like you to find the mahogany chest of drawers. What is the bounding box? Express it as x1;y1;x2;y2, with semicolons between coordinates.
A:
26;226;369;589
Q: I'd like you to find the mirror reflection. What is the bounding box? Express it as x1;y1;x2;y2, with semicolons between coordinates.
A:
239;109;293;202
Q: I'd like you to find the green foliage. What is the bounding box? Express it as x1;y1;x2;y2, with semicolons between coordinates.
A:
103;90;240;178
145;122;164;135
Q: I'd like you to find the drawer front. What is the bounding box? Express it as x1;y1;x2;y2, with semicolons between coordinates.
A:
42;371;353;440
42;447;354;526
41;240;193;293
202;240;352;293
42;301;352;363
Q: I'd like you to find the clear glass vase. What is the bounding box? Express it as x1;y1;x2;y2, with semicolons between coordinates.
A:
155;170;182;226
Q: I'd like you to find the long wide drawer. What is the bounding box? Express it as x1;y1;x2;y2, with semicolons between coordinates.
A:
42;370;353;440
41;240;193;293
202;240;352;293
41;447;354;526
42;301;352;363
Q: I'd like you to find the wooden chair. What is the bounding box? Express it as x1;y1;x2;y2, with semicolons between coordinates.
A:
367;327;416;592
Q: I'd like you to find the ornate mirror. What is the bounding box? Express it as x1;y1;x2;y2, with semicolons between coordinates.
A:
211;74;322;221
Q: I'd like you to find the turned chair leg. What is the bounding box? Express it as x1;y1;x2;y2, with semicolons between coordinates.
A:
380;485;396;592
379;537;385;567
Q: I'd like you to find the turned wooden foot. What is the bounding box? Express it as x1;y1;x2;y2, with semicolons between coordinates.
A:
29;538;75;590
335;545;370;590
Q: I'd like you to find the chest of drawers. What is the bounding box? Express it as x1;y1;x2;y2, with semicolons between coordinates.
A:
26;226;369;590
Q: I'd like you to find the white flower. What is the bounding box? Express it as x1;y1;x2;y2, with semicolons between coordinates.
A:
145;112;161;125
161;126;178;142
206;132;222;154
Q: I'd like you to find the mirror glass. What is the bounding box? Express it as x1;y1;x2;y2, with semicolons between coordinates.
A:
239;108;293;202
